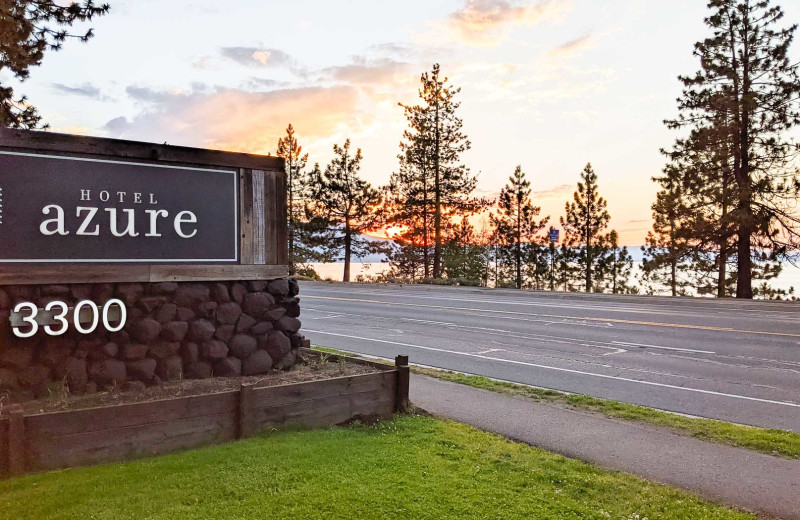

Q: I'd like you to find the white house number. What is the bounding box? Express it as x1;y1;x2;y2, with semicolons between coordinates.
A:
11;299;127;338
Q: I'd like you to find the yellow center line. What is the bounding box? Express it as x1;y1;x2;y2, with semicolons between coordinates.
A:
303;294;800;339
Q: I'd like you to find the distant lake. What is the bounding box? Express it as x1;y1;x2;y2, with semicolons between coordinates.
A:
310;261;800;296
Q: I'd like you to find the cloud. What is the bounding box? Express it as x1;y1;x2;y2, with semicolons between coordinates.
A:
367;43;416;57
244;77;292;89
191;56;216;70
220;47;300;71
104;85;366;154
50;82;107;100
548;34;594;58
320;58;413;85
444;0;570;46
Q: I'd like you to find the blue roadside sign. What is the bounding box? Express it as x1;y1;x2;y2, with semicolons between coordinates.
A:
549;228;559;243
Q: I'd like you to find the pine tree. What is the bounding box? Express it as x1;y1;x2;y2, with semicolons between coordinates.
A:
640;167;695;296
667;0;800;298
524;244;551;290
442;216;488;286
308;139;382;282
396;64;482;279
560;163;611;293
387;114;434;277
661;105;739;297
386;238;426;281
1;1;110;128
276;124;310;275
491;166;548;289
554;244;581;292
599;230;635;294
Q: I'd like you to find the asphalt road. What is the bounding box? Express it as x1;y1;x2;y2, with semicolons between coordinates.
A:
300;282;800;432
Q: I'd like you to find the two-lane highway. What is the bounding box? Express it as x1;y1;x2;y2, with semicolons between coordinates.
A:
300;282;800;431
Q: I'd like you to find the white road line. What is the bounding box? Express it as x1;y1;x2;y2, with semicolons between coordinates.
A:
601;348;628;356
611;341;715;354
475;348;505;355
305;307;627;354
304;329;800;409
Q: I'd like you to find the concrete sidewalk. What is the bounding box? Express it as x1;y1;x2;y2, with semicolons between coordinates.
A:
410;375;800;520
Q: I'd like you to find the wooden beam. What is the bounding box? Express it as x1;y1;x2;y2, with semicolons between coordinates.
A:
274;168;288;266
395;355;410;413
7;407;25;477
264;170;278;265
0;128;284;172
0;264;289;285
148;264;288;282
238;383;254;439
252;170;267;265
239;168;255;265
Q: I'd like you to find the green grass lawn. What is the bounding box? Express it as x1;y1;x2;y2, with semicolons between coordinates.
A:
0;415;753;520
312;346;800;459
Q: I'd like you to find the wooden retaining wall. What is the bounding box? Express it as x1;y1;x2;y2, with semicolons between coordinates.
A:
0;353;409;478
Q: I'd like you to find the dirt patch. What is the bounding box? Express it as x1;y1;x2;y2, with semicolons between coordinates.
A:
0;354;381;417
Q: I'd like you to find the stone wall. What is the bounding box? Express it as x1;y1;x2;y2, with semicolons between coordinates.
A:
0;278;303;402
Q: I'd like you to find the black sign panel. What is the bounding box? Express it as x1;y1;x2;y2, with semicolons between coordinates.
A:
0;152;238;263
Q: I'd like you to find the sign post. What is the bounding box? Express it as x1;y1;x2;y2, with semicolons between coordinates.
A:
548;227;559;291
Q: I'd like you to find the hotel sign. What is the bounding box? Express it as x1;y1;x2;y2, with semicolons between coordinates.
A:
0;151;239;263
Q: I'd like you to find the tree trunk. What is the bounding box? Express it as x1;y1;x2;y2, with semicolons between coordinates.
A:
731;7;753;299
671;258;677;297
612;255;617;294
585;236;592;293
717;246;727;298
736;219;753;298
343;221;352;283
433;100;442;279
718;170;729;297
516;207;522;289
423;164;430;279
287;160;295;276
736;87;753;296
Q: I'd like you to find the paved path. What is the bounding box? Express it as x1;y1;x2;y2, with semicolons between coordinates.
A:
301;282;800;431
411;374;800;520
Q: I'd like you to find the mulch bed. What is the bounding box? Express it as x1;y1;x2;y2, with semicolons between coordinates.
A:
0;354;378;417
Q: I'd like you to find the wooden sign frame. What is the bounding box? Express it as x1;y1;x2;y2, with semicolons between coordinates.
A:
0;129;288;285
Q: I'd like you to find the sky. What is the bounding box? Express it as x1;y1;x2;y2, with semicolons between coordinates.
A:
4;0;800;246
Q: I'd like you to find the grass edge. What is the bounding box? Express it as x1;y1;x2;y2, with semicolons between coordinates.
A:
310;345;800;459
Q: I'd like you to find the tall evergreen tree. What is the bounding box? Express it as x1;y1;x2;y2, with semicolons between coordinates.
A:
640;167;695;296
560;163;611;293
387;98;435;278
1;0;109;128
662;127;739;297
276;124;309;275
396;64;481;279
667;0;800;298
491;166;548;289
308;139;382;282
